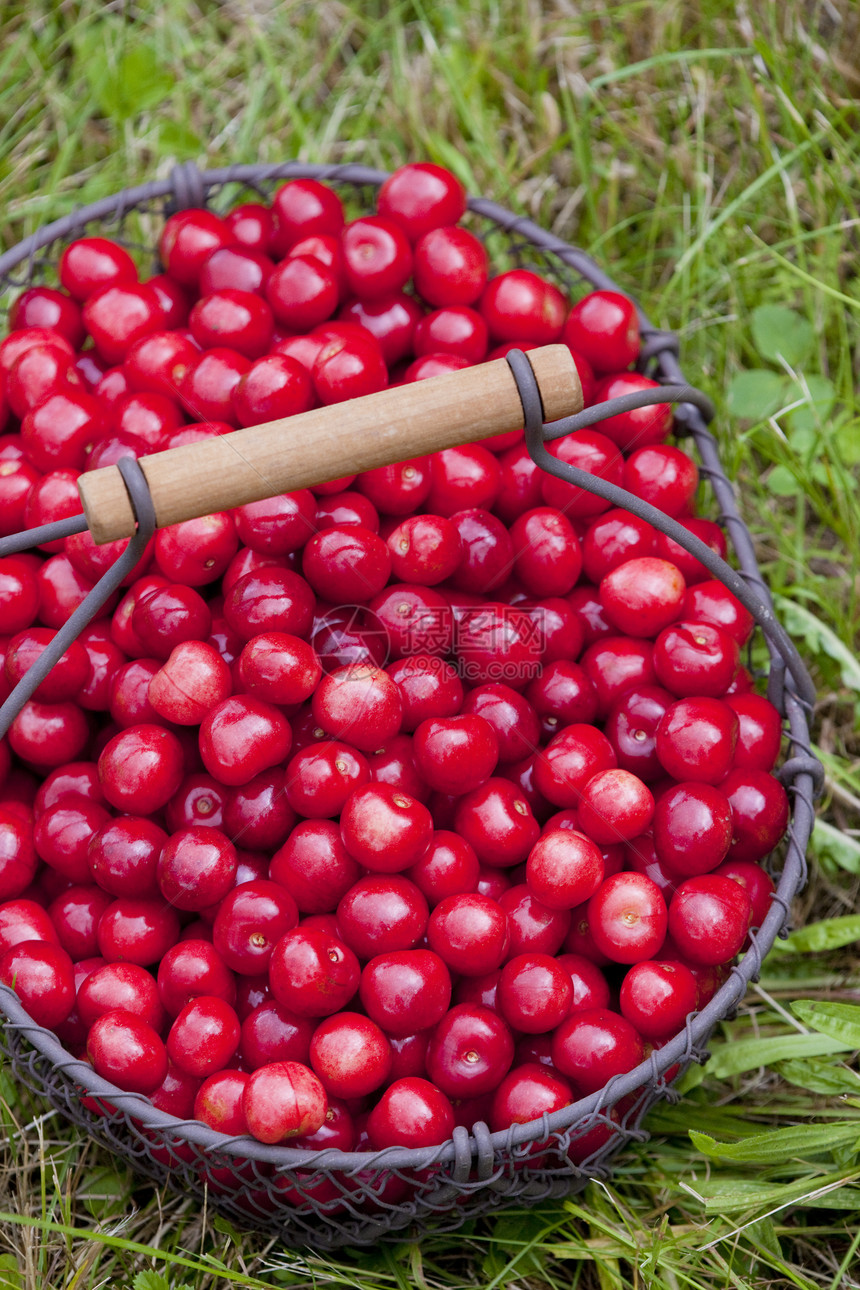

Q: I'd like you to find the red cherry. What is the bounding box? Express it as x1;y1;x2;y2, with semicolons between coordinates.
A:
656;698;739;784
198;695;291;787
377;164;466;242
157;939;236;1017
593;373;672;451
413;226;488;307
498;953;573;1033
587;871;668;963
312;664;402;752
337;875;428;959
359;949;451;1035
243;1059;327;1144
212;880;298;975
721;768;790;863
619;960;698;1040
563;291;640;374
310;1012;392;1098
481;270;567;344
551;1008;644;1094
166;994;241;1077
668;875;752;965
526;829;604;910
653;782;733;876
87;1010;168;1094
0;939;75;1029
268;926;360;1018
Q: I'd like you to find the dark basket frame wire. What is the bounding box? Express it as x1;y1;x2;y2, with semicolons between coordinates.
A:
0;162;821;1248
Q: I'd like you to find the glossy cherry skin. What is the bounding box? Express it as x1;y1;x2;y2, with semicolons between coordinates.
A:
580;637;656;718
490;1061;573;1143
47;885;113;960
0;807;37;900
340;784;433;873
0;940;75;1029
455;604;542;691
212;880;298;975
427;444;500;516
96;897;181;967
592;373;672;450
619;959;698;1041
283;741;368;819
498;885;570;958
87;1009;168;1094
526;829;604;910
563;290;639;372
556;952;611;1014
480;269;566;344
551;1008;644;1094
193;1069;249;1137
166;995;241;1077
268;926;360;1018
540;429;623;518
157;939;236;1017
604;684;674;782
599;558;686;640
577;768;655;845
652;621;739;698
668;875;752;965
406;830;480;905
240;1000;314;1069
34;797;111;883
461;683;540;764
377;163;466;241
268;820;359;918
725;694;782;772
367;1075;455;1150
233;491;317;556
386;656;463;732
587;871;668;964
656;698;739;784
0;899;59;956
97;724;184;814
359;949;452;1035
653;782;733;876
369;584;452;659
412;715;499;795
310;1011;392;1099
148;642;232;726
87;815;166;899
198;695;291;787
413;305;488;362
498;953;573;1033
243;1059;328;1144
427;892;509;976
682;580;755;647
337;875;428;959
312;664;403;752
156;826;237;912
385;514;462;586
721;769;790;863
426;1002;514;1100
159;208;236;285
533;723;617;808
713;858;776;929
454;778;540;867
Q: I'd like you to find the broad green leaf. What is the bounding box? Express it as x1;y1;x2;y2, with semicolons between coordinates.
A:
766;464;799;496
133;1274;169;1290
774;913;860;952
810;819;860;874
774;596;860;693
76;24;174;123
157;120;202;159
695;1171;860;1215
81;1167;129;1219
835;419;860;464
776;1057;860;1095
751;304;814;367
690;1121;860;1163
785;374;835;435
0;1255;22;1290
791;1000;860;1049
727;368;785;420
707;1031;853;1078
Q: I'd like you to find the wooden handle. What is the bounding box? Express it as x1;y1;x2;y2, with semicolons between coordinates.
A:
78;344;581;544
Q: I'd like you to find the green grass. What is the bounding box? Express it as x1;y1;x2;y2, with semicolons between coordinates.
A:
1;0;859;1286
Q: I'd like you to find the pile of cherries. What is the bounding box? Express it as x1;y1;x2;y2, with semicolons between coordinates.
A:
0;164;790;1199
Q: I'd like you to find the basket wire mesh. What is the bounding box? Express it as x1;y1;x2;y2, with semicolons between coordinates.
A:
0;162;821;1248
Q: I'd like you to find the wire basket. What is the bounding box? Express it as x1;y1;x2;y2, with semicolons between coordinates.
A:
0;162;822;1249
